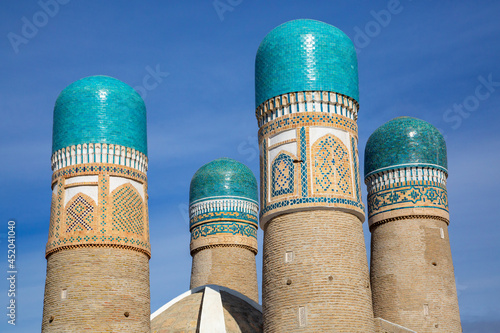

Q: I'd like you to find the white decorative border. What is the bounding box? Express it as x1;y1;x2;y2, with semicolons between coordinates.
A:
51;143;148;172
256;91;359;127
190;198;259;220
365;167;447;194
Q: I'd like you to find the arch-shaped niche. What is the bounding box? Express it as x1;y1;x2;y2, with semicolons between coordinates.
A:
110;183;144;236
312;134;353;196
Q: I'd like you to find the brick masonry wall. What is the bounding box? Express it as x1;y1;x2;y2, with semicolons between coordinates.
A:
370;218;461;333
262;210;375;332
190;246;259;302
374;317;416;332
41;247;150;332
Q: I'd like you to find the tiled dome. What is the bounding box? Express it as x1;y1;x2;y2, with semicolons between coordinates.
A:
52;75;147;155
255;19;359;107
189;158;258;205
364;117;447;177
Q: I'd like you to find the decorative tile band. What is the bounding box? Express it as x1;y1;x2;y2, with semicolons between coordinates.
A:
367;182;448;221
256;91;358;127
190;221;258;253
258;112;358;142
51;143;148;172
46;167;150;257
259;123;365;226
191;222;257;240
52;163;147;186
189;197;259;228
365;167;447;194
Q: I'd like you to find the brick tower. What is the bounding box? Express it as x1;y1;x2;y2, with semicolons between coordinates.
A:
365;117;462;332
189;158;260;302
42;76;151;332
255;20;374;332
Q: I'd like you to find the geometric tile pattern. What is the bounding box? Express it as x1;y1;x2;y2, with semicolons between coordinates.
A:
52;163;147;185
65;195;95;232
49;194;56;238
191;222;257;240
271;153;295;197
351;137;361;202
259;112;357;140
111;184;144;236
367;183;448;219
190;210;258;229
312;134;352;196
258;105;366;223
300;127;308;197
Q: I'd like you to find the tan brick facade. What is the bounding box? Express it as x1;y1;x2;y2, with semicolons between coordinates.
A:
370;217;461;332
42;247;150;332
262;210;375;332
190;245;259;302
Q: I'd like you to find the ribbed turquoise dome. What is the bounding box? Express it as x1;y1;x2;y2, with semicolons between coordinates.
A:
255;19;359;107
52;75;147;155
364;117;447;177
189;158;258;204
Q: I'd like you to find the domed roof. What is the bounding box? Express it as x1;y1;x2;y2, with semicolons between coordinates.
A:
364;117;447;177
52;75;147;155
255;19;359;107
189;158;258;204
151;285;263;333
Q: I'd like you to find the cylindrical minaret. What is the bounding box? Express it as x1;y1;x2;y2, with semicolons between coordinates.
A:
365;117;461;332
42;76;151;332
189;158;260;302
255;19;374;332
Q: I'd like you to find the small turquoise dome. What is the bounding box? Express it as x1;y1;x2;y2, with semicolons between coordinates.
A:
52;75;147;155
189;158;258;204
255;19;359;107
364;117;447;177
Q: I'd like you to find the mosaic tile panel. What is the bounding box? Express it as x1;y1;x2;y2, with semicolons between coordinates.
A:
52;76;147;155
312;134;352;196
52;163;147;185
367;183;448;219
65;194;95;232
300;127;308;197
111;184;144;236
191;222;257;240
190;210;258;229
255;19;359;106
271;153;295;197
49;194;56;238
351;137;361;202
259;112;358;141
365;117;447;177
46;172;150;257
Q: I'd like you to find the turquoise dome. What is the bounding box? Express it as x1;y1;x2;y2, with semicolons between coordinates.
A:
52;75;147;155
189;158;258;204
364;117;447;177
255;19;359;107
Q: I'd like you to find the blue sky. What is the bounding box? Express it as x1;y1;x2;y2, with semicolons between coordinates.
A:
1;1;499;332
